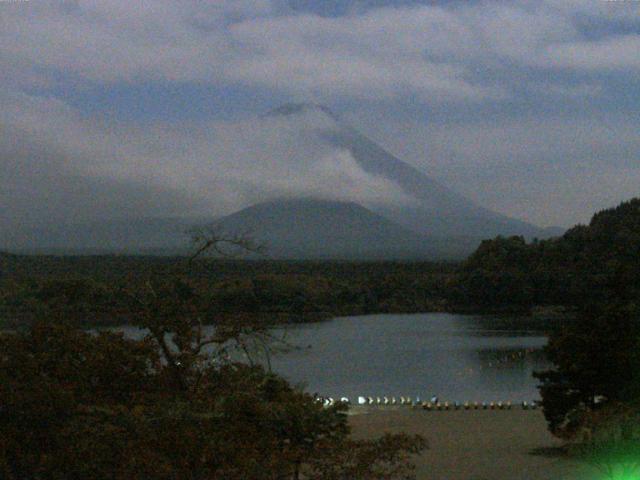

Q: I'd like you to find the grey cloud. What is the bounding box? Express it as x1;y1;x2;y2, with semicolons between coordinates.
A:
541;0;640;24
201;110;419;208
0;93;208;235
541;35;640;70
3;82;639;232
226;9;503;101
1;92;417;235
349;112;640;227
1;0;639;233
528;82;603;98
4;1;637;102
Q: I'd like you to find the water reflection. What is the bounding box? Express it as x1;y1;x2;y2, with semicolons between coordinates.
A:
110;313;551;402
268;313;549;401
476;347;547;369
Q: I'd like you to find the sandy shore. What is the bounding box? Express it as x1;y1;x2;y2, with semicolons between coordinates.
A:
348;407;593;480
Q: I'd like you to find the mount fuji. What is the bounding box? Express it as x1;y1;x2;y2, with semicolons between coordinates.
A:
210;103;561;258
3;103;562;258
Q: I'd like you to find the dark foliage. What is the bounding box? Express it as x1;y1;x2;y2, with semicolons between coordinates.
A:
0;257;455;329
534;303;640;438
0;320;425;479
453;198;640;311
517;200;640;455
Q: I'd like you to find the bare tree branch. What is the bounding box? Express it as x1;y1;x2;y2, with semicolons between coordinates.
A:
187;225;266;265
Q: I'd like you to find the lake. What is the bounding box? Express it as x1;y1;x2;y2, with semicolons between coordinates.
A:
267;313;549;403
114;313;550;403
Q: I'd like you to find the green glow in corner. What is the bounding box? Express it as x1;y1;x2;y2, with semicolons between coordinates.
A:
600;468;640;480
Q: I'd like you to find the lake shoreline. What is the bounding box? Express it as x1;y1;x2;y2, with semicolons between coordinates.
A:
25;313;548;402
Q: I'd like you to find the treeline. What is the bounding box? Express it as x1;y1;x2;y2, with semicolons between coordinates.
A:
0;255;456;328
3;198;639;327
452;198;640;311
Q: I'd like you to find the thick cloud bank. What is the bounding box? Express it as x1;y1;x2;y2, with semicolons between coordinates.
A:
0;94;415;237
1;0;639;233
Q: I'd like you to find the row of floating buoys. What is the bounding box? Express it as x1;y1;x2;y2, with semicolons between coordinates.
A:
357;396;419;406
314;396;351;407
422;401;511;410
318;396;539;410
423;400;538;410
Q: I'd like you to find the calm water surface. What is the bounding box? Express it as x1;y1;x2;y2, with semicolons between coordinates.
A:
267;313;549;402
115;313;549;402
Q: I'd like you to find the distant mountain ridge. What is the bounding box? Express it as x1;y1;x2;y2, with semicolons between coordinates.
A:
213;197;478;259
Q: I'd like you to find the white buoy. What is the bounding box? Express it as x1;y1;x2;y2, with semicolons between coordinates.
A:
383;396;390;405
391;397;397;405
376;397;382;405
340;397;350;404
358;396;367;405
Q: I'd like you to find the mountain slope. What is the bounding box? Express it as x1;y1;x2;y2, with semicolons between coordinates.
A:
1;103;562;257
267;103;557;239
213;198;475;259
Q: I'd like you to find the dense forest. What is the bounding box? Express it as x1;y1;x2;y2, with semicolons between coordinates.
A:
0;256;456;328
454;198;640;311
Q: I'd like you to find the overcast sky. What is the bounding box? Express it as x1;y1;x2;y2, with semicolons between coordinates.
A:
1;0;639;230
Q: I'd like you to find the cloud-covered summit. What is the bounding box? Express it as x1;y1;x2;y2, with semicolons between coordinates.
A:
1;0;639;233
